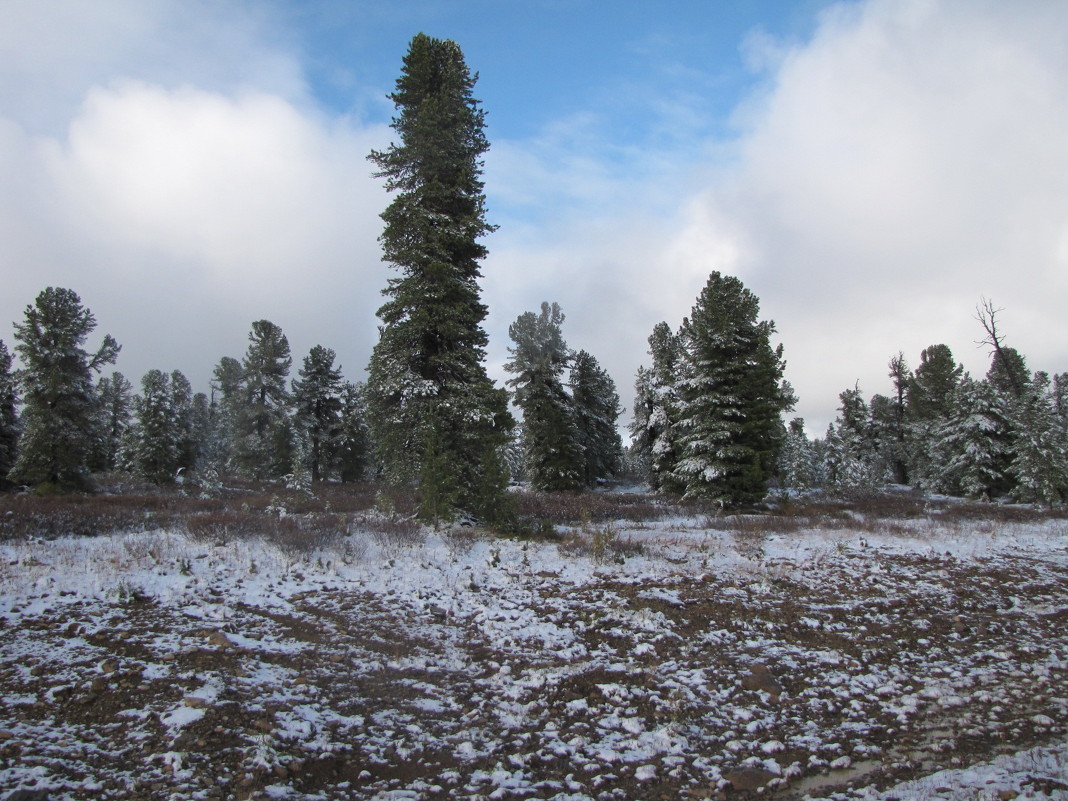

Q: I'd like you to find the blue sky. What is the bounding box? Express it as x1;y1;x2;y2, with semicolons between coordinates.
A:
2;0;1067;437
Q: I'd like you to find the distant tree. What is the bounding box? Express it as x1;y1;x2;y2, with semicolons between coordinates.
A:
824;386;883;490
1008;371;1068;506
935;376;1012;498
777;417;818;492
292;345;344;483
987;346;1030;402
336;381;370;483
905;344;963;488
200;356;244;475
126;370;181;484
976;298;1026;399
234;320;292;479
188;392;211;473
879;352;910;484
0;340;18;488
365;33;512;521
505;302;583;492
9;288;119;489
630;322;685;493
169;370;199;474
89;372;133;473
670;272;794;506
570;350;623;486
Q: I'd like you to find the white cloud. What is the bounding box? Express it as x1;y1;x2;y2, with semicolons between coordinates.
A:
1;64;391;392
485;0;1068;435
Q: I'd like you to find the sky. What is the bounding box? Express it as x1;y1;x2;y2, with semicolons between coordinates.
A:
2;0;1068;437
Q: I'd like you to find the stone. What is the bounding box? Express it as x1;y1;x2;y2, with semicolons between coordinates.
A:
741;664;783;699
207;631;236;648
723;768;778;792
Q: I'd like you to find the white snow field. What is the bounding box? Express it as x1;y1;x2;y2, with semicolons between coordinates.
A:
0;493;1066;800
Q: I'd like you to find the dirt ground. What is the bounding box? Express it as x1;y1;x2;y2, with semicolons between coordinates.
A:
1;516;1067;800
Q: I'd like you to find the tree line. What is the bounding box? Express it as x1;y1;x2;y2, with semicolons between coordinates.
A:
1;34;1064;517
0;290;370;492
775;300;1068;506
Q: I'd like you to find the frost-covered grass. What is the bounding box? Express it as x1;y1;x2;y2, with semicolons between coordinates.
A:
0;485;1066;800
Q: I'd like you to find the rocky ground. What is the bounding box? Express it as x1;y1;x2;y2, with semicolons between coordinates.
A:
0;497;1067;800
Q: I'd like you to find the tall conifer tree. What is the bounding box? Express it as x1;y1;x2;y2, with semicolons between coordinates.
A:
366;33;511;520
505;303;583;492
570;350;623;486
293;345;344;483
9;288;119;489
671;272;793;506
234;320;292;478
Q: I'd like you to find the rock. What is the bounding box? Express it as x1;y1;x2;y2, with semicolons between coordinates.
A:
6;791;51;801
207;631;236;648
723;767;778;791
741;664;783;699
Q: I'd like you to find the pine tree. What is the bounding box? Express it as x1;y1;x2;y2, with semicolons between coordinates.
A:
9;288;119;489
905;344;963;488
169;370;198;475
935;376;1013;498
365;33;512;520
1008;372;1068;506
505;302;583;492
671;272;794;506
292;345;344;483
778;417;817;492
89;372;133;473
126;370;180;484
336;381;370;483
570;350;623;486
234;320;292;479
630;322;685;493
0;340;19;488
204;356;244;475
880;352;910;484
825;386;883;490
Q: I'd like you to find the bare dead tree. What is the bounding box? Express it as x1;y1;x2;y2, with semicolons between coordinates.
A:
975;297;1023;398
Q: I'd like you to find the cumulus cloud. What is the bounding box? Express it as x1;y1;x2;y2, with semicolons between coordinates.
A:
484;0;1068;434
0;4;391;390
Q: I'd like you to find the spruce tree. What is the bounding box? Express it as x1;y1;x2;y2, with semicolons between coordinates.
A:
292;345;344;483
336;381;370;483
366;33;512;520
777;417;817;492
9;288;119;489
630;322;685;493
127;370;181;484
905;344;963;488
234;320;292;479
825;386;883;490
90;372;133;473
671;272;794;506
935;376;1012;498
0;341;18;488
169;370;199;474
1008;371;1068;506
505;302;583;492
205;356;244;475
570;350;623;486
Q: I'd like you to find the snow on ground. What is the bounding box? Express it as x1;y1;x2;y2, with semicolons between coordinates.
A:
0;502;1066;799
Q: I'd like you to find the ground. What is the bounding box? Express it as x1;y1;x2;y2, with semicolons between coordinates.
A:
0;489;1066;800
